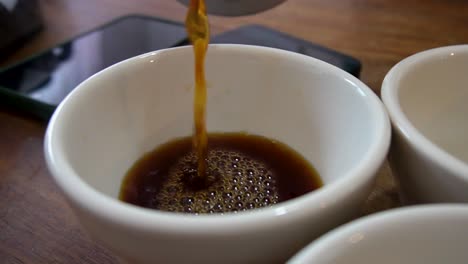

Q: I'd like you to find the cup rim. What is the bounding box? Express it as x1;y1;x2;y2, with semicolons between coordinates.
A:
381;44;468;179
288;204;468;263
44;44;390;235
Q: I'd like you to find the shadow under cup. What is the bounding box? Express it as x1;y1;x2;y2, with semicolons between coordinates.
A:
45;45;389;263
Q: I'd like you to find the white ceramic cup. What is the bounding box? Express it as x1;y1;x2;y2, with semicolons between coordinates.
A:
288;204;468;264
44;45;390;263
382;45;468;203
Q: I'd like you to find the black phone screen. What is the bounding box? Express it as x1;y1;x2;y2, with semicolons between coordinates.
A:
0;15;187;106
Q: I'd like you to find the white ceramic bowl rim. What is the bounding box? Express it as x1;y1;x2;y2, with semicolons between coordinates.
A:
288;204;468;263
382;45;468;179
45;44;390;235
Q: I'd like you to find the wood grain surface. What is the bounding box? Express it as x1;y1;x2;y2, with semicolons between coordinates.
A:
1;0;467;263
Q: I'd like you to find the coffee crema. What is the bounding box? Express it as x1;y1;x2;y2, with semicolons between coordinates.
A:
119;133;322;214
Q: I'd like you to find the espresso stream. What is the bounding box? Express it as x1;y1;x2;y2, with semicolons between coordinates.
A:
185;0;209;178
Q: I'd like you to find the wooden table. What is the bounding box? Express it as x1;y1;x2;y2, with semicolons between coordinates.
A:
1;0;467;263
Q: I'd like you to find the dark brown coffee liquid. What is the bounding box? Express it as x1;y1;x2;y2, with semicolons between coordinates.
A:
119;133;322;214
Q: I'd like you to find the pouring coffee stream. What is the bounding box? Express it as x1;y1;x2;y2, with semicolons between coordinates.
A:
185;0;210;179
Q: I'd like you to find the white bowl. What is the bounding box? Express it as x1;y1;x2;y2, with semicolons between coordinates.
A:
382;45;468;203
288;205;468;264
44;44;390;263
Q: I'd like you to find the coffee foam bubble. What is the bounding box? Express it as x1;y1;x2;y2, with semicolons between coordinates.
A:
156;149;279;213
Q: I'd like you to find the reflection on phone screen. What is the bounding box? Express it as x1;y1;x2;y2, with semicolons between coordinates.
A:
0;16;187;105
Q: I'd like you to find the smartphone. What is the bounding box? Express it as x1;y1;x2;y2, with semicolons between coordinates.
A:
210;25;361;78
1;16;362;121
0;15;188;120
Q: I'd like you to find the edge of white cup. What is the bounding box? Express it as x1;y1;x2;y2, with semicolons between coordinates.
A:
381;45;468;181
287;204;468;263
44;44;391;236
